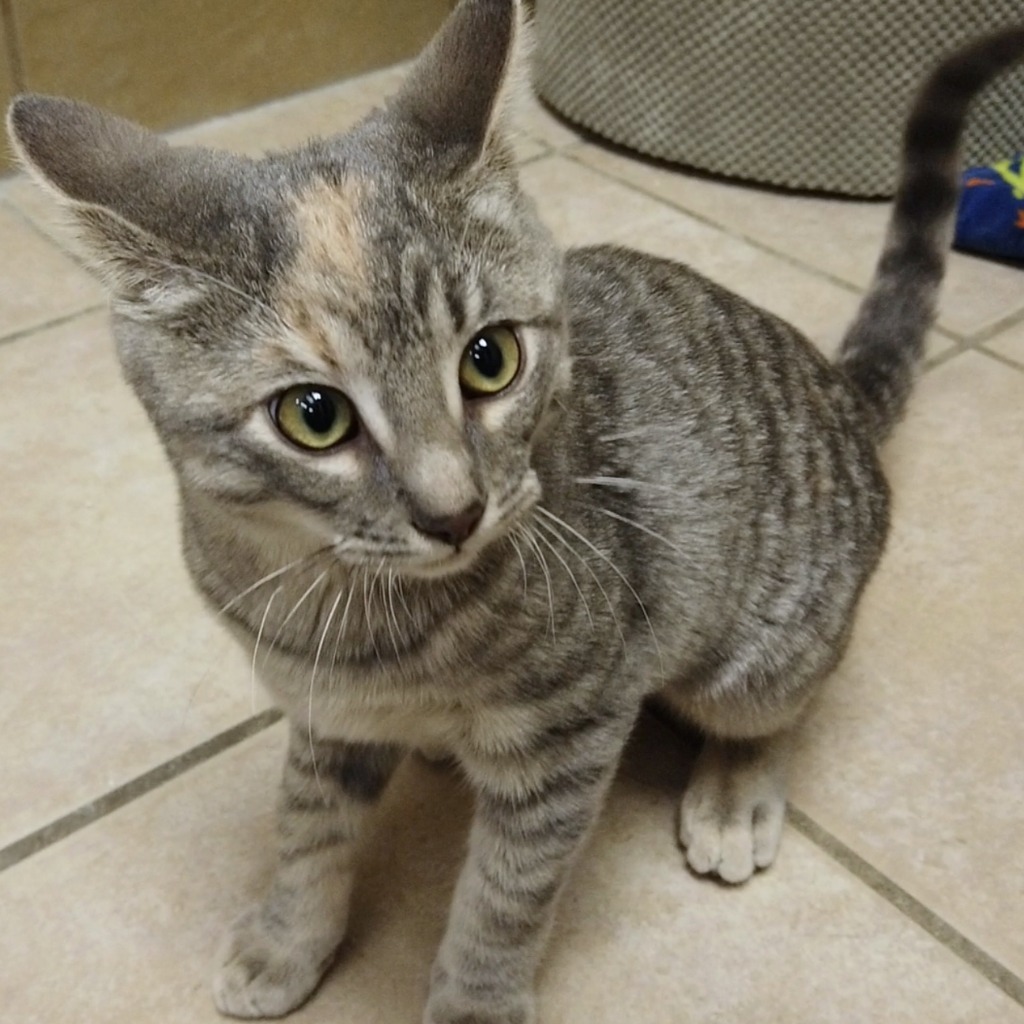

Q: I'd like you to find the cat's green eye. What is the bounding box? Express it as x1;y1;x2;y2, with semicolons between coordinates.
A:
272;385;357;451
459;325;521;397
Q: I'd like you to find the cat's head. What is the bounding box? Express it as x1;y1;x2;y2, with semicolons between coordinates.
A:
6;0;566;579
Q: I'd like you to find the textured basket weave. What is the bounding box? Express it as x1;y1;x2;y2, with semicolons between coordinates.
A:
533;0;1024;197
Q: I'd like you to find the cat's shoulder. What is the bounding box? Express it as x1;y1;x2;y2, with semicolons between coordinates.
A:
566;242;698;279
563;243;704;306
563;242;747;326
561;243;831;373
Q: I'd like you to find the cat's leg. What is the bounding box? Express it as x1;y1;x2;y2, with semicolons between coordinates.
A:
668;688;807;885
424;717;632;1024
214;725;403;1019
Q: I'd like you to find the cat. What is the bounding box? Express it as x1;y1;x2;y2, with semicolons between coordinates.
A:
7;2;1024;1022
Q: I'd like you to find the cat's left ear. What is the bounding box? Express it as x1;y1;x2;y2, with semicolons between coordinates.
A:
389;0;528;167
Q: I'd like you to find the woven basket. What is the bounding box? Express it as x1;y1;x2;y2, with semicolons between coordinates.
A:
533;0;1024;197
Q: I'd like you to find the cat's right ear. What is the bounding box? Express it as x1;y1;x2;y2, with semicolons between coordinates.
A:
6;95;229;309
389;0;527;168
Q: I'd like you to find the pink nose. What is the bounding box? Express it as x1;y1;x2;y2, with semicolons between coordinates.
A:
411;500;485;547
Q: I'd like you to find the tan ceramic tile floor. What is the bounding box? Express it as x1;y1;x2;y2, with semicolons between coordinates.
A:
1;68;1022;1023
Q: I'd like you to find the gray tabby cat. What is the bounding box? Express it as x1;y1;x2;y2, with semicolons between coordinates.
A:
7;2;1023;1021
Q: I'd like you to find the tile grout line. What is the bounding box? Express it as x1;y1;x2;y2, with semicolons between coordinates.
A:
787;805;1024;1009
0;302;107;347
517;141;554;167
1;193;99;272
560;147;889;305
976;345;1024;374
962;301;1024;348
925;339;1024;376
923;340;970;373
0;709;283;874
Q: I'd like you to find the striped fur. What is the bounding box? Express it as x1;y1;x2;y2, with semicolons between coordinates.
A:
8;3;1024;1022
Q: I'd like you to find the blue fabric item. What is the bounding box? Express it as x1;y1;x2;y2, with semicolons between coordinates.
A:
953;153;1024;261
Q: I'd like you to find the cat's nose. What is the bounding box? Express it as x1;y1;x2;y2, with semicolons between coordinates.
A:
411;499;485;548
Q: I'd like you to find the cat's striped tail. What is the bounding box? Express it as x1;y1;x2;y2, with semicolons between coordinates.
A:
836;26;1024;443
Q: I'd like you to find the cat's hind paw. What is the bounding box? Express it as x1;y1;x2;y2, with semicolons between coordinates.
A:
678;737;788;885
212;905;339;1019
679;793;784;884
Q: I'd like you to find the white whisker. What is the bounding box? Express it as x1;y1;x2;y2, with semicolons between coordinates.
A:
328;585;358;677
217;548;327;617
532;524;594;630
363;564;383;666
596;427;656;443
267;569;330;662
384;567;402;661
508;528;530;603
533;515;626;653
581;489;713;584
307;585;347;798
520;525;556;637
575;475;693;502
250;586;281;714
394;573;413;621
536;505;662;672
596;507;690;561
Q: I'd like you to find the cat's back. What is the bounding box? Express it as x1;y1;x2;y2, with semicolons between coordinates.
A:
557;244;891;659
562;243;879;467
565;243;832;385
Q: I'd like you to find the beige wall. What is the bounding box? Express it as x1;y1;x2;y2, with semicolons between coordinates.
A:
1;0;452;171
1;13;15;166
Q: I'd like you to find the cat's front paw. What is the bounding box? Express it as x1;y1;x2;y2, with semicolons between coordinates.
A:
424;967;535;1024
423;996;535;1024
212;905;341;1019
